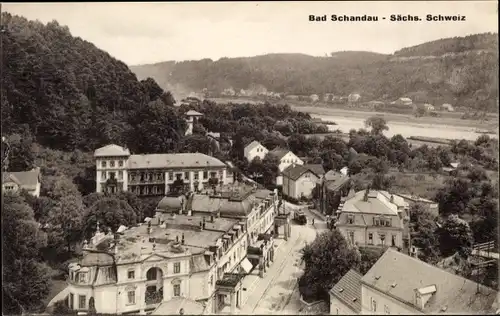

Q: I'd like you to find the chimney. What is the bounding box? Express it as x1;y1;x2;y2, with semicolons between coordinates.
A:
202;217;206;230
176;235;179;243
181;233;185;245
210;214;215;223
217;210;220;218
390;194;394;203
187;209;192;216
363;187;370;202
199;221;203;231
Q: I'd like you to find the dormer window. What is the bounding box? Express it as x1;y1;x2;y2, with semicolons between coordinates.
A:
119;160;124;167
102;161;107;168
373;217;380;226
78;272;87;283
110;161;115;168
347;215;354;224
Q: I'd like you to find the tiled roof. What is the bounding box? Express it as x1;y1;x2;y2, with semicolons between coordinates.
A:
80;251;115;267
128;153;226;169
330;269;362;313
2;168;40;189
362;248;498;314
157;196;184;211
324;171;350;191
269;147;290;160
185;110;203;116
244;140;264;152
282;164;310;181
305;164;325;176
152;297;205;315
340;190;404;216
94;144;131;157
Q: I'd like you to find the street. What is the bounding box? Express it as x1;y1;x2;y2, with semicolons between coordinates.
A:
237;203;327;315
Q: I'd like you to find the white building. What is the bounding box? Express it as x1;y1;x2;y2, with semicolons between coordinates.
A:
2;167;41;197
94;144;232;195
244;140;269;162
268;148;304;186
282;164;324;200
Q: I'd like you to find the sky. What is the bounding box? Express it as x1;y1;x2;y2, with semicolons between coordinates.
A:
3;1;498;66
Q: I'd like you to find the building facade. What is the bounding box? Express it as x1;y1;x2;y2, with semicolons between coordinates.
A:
282;164;323;200
335;189;408;249
244;140;269;162
2;167;42;197
316;170;351;216
268;148;304;186
94;144;232;195
360;248;498;314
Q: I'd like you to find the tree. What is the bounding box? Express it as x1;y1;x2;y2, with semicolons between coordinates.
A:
364;116;389;135
438;214;474;258
84;197;137;237
356;247;385;275
2;193;51;313
42;174;81;201
409;203;440;263
298;230;360;301
47;195;85;253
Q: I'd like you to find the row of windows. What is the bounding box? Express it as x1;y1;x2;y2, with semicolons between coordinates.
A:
101;171;123;180
130;185;163;195
282;158;298;164
347;231;397;247
370;297;391;314
128;170;224;182
69;293;87;309
101;160;124;168
346;215;393;227
256;147;265;152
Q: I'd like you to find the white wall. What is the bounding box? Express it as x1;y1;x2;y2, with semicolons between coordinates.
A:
245;144;269;162
329;294;357;315
278;152;303;172
361;284;421;315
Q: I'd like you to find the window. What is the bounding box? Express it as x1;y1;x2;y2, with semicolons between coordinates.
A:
147;269;157;280
184;172;189;180
5;185;14;190
385;218;392;227
128;270;135;279
234;252;236;261
174;262;181;274
368;233;373;244
380;234;386;246
157;173;162;180
374;217;380;226
102;171;107;180
105;267;114;281
384;305;390;314
110;160;115;168
78;295;86;309
152;186;158;194
127;290;136;304
119;160;124;167
347;215;354;224
210;275;214;286
168;172;173;181
173;284;181;297
348;231;354;244
109;172;116;179
69;293;74;309
144;186;149;195
78;272;87;283
391;235;396;247
371;298;377;312
194;172;199;180
203;171;208;179
210;172;217;179
118;171;123;180
101;161;107;168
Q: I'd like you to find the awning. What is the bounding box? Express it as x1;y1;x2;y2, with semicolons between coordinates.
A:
240;258;253;274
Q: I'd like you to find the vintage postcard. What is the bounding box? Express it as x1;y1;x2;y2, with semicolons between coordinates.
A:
1;1;498;315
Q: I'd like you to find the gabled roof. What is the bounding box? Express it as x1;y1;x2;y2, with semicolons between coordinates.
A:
362;248;498;314
269;147;290;160
94;144;131;157
2;168;40;189
245;140;265;152
305;164;325;176
324;170;350;191
282;164;322;181
185;110;203;116
329;269;362;313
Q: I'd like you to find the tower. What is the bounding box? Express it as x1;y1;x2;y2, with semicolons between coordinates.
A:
184;110;204;136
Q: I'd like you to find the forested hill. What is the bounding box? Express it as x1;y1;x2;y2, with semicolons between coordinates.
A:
131;33;498;111
1;13;178;152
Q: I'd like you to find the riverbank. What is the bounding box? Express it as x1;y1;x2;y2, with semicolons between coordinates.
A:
291;105;496;130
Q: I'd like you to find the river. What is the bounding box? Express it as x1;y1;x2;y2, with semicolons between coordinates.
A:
312;114;498;141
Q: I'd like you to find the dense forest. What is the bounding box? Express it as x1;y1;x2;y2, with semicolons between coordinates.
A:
131;33;498;111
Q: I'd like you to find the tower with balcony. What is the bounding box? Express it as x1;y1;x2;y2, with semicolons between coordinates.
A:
184;110;204;136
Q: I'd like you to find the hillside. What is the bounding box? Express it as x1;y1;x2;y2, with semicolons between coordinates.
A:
130;33;498;111
1;13;177;152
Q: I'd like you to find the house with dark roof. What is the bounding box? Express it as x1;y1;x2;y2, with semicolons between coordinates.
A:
94;144;231;195
282;164;324;200
2;167;41;197
268;147;304;185
361;248;499;314
243;140;268;162
329;269;362;315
